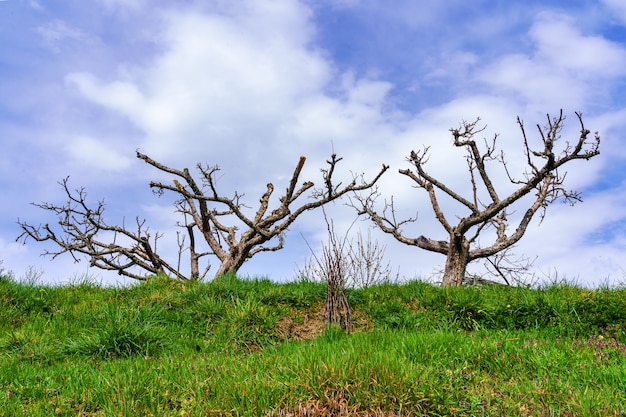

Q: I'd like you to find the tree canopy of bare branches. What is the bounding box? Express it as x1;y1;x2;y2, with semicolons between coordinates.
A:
18;152;388;281
354;111;600;286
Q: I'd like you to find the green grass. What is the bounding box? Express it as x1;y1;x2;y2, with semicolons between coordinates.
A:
1;273;626;416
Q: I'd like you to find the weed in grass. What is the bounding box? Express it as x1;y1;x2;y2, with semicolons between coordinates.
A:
572;325;626;366
60;305;170;359
366;300;418;329
1;280;56;315
0;330;32;354
260;280;326;308
217;297;285;351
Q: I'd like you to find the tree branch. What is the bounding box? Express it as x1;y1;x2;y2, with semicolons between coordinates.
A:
354;110;600;286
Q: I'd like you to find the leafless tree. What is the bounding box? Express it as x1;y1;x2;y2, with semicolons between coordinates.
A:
17;151;388;281
354;111;600;286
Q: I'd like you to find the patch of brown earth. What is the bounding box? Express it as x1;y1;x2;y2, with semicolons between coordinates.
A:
272;308;396;416
276;304;326;341
276;304;373;341
268;404;405;416
267;390;406;416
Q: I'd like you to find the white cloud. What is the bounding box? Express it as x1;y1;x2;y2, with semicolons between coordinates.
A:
592;108;626;160
424;52;479;85
36;20;94;53
96;0;146;12
66;1;333;168
514;184;626;286
65;135;134;172
530;11;626;77
602;0;626;23
0;238;27;264
479;54;585;110
66;73;146;121
477;11;626;111
64;0;405;191
26;0;43;11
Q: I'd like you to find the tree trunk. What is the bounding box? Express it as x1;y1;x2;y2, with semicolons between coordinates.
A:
441;233;470;286
214;250;247;278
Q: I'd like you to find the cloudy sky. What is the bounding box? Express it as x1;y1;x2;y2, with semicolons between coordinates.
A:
1;0;625;287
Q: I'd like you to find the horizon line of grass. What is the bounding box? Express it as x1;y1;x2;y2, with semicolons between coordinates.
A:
1;273;626;415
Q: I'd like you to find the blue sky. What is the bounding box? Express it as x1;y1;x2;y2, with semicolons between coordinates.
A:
1;0;625;286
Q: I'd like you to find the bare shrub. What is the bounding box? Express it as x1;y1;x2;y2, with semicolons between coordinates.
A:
0;259;15;280
298;221;397;289
302;213;353;332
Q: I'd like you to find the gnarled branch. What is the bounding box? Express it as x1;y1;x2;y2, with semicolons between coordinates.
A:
354;110;600;286
18;152;389;281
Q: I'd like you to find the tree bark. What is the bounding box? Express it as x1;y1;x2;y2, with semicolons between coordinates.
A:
214;249;246;278
441;233;470;286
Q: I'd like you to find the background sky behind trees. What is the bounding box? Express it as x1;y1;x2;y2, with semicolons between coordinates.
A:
1;0;625;286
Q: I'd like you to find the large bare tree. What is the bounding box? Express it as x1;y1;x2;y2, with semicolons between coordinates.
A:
354;111;600;286
18;151;388;281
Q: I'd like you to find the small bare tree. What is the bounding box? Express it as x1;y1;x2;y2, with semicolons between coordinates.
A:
298;211;397;332
18;152;388;281
354;111;600;286
300;211;353;332
298;224;397;289
319;218;353;332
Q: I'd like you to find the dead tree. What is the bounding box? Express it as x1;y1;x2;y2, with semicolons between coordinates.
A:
18;152;388;281
354;111;600;286
17;178;180;281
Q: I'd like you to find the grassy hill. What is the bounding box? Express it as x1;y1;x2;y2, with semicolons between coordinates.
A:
1;274;626;416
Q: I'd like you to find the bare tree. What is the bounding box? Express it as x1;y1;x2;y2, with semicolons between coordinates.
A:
18;152;388;281
17;178;179;281
354;111;600;286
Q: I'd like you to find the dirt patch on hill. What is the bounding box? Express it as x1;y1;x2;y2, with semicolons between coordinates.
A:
276;304;373;341
276;305;326;341
267;390;405;416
